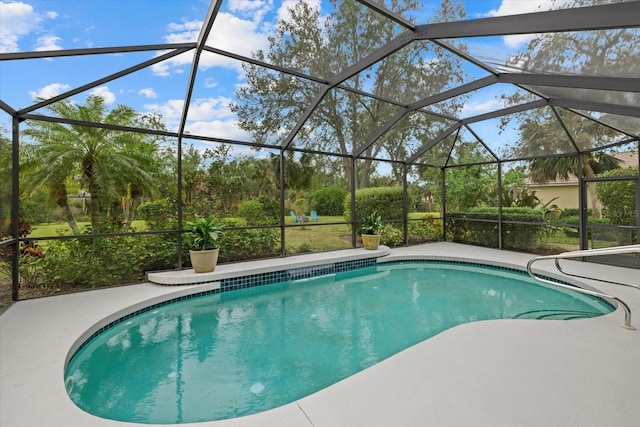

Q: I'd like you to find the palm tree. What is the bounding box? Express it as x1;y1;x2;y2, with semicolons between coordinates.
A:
516;110;622;218
21;96;166;233
528;153;620;218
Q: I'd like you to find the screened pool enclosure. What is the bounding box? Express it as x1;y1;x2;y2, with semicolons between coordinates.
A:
1;0;639;304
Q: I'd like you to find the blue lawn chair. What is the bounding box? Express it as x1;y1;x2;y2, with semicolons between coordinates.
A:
310;210;320;222
290;210;301;223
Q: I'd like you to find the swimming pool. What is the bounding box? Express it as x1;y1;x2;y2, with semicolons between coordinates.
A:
64;260;613;424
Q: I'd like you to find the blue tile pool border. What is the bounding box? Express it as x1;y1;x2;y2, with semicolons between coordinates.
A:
68;257;613;364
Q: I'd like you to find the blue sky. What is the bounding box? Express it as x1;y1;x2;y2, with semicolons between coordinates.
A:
0;0;558;151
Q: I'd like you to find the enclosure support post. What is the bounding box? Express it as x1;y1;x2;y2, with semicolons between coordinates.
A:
441;168;447;242
351;157;357;248
403;163;409;247
279;150;286;256
497;161;503;250
578;154;587;250
11;117;20;301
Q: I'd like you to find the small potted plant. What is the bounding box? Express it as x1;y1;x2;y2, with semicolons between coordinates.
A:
360;211;382;250
185;216;225;273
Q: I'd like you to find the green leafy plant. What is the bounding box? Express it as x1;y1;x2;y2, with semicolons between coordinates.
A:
185;216;225;250
380;224;403;247
361;211;382;235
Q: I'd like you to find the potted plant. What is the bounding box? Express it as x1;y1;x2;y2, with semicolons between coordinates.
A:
185;216;225;273
360;211;382;250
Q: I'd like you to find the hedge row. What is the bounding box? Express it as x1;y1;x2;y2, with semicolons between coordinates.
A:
344;187;406;223
446;207;545;251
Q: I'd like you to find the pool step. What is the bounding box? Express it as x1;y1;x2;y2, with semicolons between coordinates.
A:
513;309;601;320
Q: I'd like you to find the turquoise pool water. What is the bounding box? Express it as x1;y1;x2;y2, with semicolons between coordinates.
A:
65;261;613;424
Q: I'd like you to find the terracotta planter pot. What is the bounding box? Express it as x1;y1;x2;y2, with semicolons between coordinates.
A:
189;248;219;273
362;234;381;250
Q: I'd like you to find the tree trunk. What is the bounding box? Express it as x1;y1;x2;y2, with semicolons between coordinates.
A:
53;182;80;234
582;163;602;218
88;181;101;233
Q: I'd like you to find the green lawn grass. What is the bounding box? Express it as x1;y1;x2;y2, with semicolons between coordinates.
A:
284;216;352;252
29;220;147;238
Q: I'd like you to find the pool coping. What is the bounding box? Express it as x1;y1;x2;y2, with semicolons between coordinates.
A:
147;246;391;285
2;242;639;427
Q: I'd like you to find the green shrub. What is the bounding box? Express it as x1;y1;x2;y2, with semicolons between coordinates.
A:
256;196;280;220
35;235;151;289
561;215;621;241
561;216;609;225
597;167;638;227
213;217;280;263
380;224;404;247
137;200;176;229
344;187;406;223
446;207;545;251
408;214;443;243
309;186;348;216
237;199;267;224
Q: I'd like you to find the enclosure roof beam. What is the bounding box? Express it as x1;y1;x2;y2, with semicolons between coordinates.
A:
462;99;548;125
356;0;416;30
353;75;498;158
21;113;179;138
203;45;411;111
353;110;406;158
177;0;223;137
411;75;498;110
406;122;462;164
549;99;640;119
415;2;640;39
497;74;640;92
17;48;192;115
0;43;195;61
462;124;500;162
281;30;416;149
0;100;16;116
203;46;330;85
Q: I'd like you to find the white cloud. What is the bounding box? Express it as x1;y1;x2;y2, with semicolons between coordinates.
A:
153;12;270;76
165;18;201;43
29;82;70;100
486;0;559;17
143;96;245;141
186;97;234;121
209;12;269;54
486;0;570;48
204;78;218;88
35;35;62;51
276;0;320;23
185;119;251;141
138;88;157;99
227;0;273;23
90;86;116;104
144;99;185;129
0;1;40;52
0;1;60;52
460;99;503;118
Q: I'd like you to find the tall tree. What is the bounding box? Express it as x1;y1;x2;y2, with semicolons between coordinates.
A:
21;96;167;233
231;0;468;189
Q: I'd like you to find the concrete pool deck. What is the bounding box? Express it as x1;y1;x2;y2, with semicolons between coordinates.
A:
1;242;639;427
